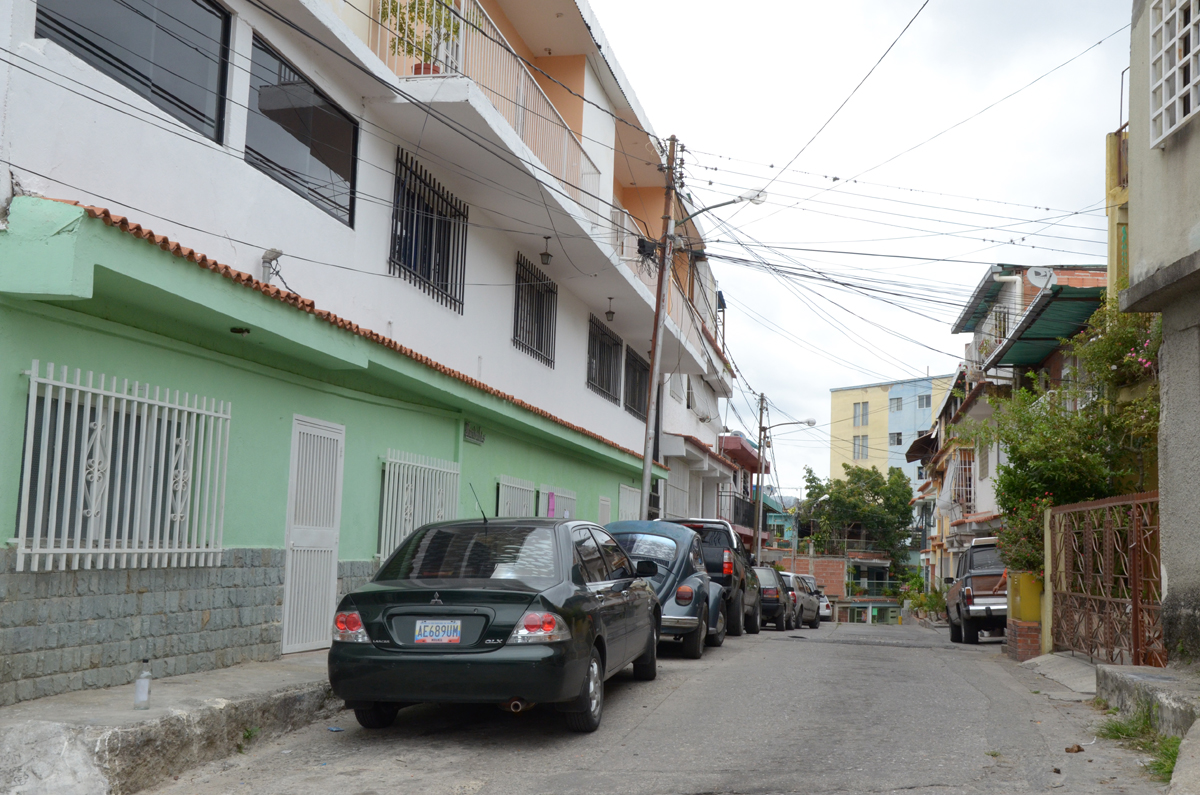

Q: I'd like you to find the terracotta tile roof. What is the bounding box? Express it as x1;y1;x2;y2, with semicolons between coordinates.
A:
52;199;665;468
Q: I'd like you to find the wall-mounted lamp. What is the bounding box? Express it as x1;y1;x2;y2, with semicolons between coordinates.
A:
540;236;553;267
605;297;615;322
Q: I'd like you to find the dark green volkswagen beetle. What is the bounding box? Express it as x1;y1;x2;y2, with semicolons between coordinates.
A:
328;518;660;732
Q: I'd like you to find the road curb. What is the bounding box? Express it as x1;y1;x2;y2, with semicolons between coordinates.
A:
0;679;339;794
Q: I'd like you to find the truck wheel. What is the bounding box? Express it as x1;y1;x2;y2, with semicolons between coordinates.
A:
682;605;707;659
728;592;745;636
746;600;761;634
949;617;963;643
963;617;980;644
706;600;727;647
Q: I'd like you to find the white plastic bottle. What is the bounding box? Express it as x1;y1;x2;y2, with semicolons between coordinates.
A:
133;659;152;710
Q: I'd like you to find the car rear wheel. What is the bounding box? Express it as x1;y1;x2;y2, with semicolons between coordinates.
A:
808;612;820;629
353;702;400;730
565;649;604;733
728;591;745;636
963;616;980;644
706;600;727;647
682;605;707;659
746;600;761;634
949;615;963;643
633;624;658;680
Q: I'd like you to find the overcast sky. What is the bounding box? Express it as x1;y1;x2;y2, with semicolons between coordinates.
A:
587;0;1131;493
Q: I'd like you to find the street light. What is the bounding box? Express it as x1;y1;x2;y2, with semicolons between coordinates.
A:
638;181;770;520
754;414;816;563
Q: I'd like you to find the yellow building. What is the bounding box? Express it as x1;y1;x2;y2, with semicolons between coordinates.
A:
828;375;955;485
1106;126;1130;289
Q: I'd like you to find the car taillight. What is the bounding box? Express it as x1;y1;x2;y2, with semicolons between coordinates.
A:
962;586;974;605
510;611;571;644
675;585;694;605
723;549;733;576
332;610;369;643
763;587;778;599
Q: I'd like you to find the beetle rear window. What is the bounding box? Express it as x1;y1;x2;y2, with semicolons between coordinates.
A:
376;525;559;583
613;533;677;568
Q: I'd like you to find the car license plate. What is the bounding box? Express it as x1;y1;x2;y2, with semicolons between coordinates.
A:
414;619;461;644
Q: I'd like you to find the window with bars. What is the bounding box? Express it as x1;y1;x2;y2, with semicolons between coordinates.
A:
36;0;230;142
889;397;903;412
889;432;903;446
512;253;557;366
954;448;975;513
390;150;469;312
853;401;869;426
623;348;649;420
852;435;868;459
586;315;622;404
16;360;230;572
1150;0;1200;145
378;450;459;558
246;36;357;224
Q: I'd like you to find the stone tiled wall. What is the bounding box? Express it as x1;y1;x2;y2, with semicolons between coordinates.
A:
0;548;380;707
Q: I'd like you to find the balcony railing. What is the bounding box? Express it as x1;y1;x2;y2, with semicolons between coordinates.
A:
718;488;758;531
366;0;602;227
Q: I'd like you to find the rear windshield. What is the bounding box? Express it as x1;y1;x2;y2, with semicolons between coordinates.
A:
376;525;559;584
971;547;1003;571
695;527;733;548
613;533;677;568
754;568;779;588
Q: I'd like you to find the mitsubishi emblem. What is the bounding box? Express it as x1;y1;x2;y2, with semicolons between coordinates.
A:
430;592;443;605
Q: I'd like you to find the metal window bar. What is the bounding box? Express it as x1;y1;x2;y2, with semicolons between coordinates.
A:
953;448;975;514
586;315;622;404
512;253;557;367
378;450;460;557
537;485;577;519
497;475;536;517
623;348;649;420
390;149;469;312
15;360;230;572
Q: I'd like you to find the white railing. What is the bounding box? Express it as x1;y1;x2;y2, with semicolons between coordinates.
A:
379;449;460;557
15;361;230;571
366;0;602;227
498;475;536;517
538;485;577;519
663;483;689;520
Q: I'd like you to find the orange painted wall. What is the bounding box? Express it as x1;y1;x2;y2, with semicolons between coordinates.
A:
617;186;660;236
530;55;585;138
477;0;537;61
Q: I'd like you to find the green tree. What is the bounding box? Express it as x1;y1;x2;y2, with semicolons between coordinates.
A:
802;464;914;572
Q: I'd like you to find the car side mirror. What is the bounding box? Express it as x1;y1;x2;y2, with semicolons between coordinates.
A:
944;576;954;585
635;560;658;578
749;555;757;566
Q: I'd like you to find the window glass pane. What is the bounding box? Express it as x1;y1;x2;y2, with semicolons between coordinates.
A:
376;524;558;584
573;527;608;582
36;0;228;140
971;547;1003;571
246;36;356;224
591;528;632;579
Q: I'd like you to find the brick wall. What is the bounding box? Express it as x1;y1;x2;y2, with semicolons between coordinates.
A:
0;548;379;707
1006;618;1041;662
777;556;848;598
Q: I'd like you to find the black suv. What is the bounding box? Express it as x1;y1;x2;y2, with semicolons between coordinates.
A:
675;518;762;636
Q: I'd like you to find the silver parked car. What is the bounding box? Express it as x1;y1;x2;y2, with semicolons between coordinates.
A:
798;573;832;621
781;572;820;629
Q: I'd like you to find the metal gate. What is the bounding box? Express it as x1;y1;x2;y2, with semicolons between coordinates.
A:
1049;491;1164;666
281;416;344;654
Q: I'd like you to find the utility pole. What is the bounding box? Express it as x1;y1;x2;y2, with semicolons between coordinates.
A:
753;393;767;562
639;135;677;520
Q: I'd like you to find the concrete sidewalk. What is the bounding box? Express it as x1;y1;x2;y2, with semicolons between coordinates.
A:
1021;652;1098;700
0;651;335;795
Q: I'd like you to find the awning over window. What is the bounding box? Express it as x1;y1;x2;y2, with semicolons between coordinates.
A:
905;430;938;463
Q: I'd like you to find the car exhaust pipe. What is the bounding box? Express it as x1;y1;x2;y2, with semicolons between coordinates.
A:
502;698;528;713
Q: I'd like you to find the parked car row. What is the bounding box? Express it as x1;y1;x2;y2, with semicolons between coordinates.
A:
326;516;828;735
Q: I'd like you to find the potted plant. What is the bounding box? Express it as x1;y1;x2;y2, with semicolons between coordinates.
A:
379;0;462;75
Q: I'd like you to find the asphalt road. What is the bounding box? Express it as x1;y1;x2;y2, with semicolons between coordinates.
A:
145;622;1167;795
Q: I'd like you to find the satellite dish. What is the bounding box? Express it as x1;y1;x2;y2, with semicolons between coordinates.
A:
1027;267;1058;290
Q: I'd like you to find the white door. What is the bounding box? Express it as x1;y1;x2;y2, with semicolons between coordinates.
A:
281;415;345;653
